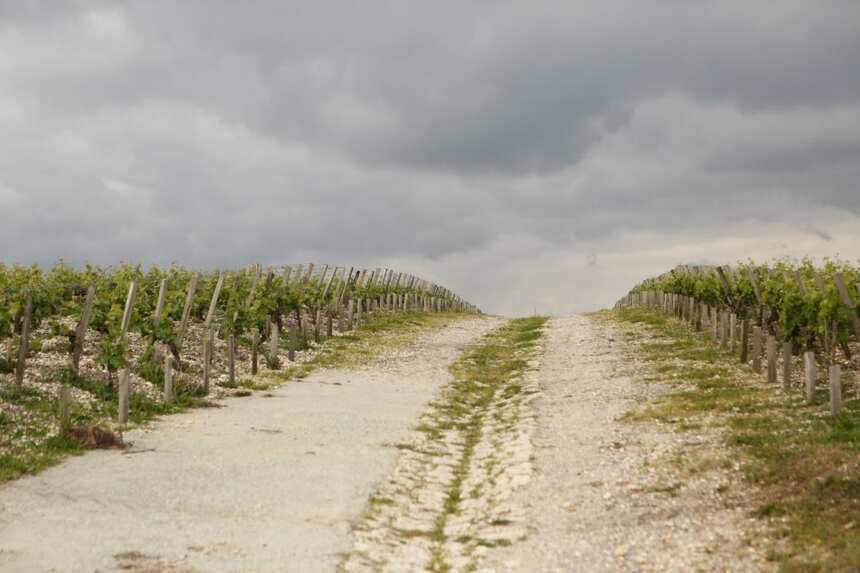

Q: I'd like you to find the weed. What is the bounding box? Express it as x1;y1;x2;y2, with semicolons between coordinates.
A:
614;306;860;572
424;316;547;571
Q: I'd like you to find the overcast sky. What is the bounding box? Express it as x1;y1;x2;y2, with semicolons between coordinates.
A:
2;2;859;315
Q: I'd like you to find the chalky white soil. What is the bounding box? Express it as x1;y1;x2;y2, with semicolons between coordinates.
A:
0;316;498;573
482;316;773;573
0;314;774;572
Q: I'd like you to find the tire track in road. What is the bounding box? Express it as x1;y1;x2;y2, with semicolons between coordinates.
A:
342;317;547;573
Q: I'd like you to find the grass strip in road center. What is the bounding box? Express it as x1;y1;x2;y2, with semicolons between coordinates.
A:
341;315;547;573
429;315;547;571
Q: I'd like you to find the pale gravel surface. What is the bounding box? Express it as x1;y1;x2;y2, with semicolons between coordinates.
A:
341;316;527;572
482;315;774;573
0;316;496;573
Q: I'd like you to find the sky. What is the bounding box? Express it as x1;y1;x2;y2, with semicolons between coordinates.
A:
1;1;859;315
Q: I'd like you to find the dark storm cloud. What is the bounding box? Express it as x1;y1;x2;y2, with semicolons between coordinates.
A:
2;1;860;313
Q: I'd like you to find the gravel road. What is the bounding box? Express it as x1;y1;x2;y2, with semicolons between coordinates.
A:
0;316;496;573
0;314;774;572
483;315;772;573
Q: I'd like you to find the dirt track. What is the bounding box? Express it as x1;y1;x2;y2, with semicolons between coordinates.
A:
0;315;772;572
0;317;498;573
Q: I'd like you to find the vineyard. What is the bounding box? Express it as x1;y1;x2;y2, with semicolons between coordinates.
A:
619;259;860;415
4;257;859;571
0;261;475;480
613;260;860;571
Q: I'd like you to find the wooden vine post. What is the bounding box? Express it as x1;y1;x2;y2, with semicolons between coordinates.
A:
14;291;33;388
833;273;860;342
152;278;168;334
752;326;763;374
175;273;199;352
766;334;777;385
829;272;859;416
117;281;138;424
269;321;280;369
744;266;764;365
782;340;792;391
829;364;842;417
804;350;816;405
163;354;174;405
71;285;96;375
730;313;737;353
251;327;259;375
227;332;236;385
288;323;297;362
202;272;225;394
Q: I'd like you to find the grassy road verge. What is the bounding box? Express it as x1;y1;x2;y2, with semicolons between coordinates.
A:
606;306;859;572
1;311;471;485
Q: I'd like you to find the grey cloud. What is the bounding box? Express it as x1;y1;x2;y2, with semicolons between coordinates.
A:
2;2;860;314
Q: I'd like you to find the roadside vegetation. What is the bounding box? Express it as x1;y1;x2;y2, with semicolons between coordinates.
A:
608;306;859;572
0;309;471;485
280;311;468;379
430;316;548;567
341;315;547;573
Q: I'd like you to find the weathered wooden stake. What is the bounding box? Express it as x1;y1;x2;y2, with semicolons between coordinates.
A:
205;272;226;329
14;292;33;388
347;299;355;330
337;304;345;332
163;354;174;405
288;323;297;362
766;335;777;384
740;319;749;364
327;312;333;337
711;307;721;340
833;273;860;341
119;281;138;342
251;327;259;375
228;333;236;384
246;264;262;307
153;278;168;330
720;312;728;350
730;314;737;353
269;322;280;369
782;341;792;391
804;351;816;404
176;274;199;351
118;369;130;424
752;326;762;373
72;285;96;374
829;364;842;417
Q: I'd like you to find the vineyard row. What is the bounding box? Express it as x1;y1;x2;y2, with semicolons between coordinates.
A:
617;260;860;416
0;262;477;427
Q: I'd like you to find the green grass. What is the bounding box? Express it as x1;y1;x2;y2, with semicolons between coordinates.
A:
1;311;476;486
611;306;860;572
425;315;547;572
345;315;546;572
0;434;84;483
279;311;472;380
0;367;217;484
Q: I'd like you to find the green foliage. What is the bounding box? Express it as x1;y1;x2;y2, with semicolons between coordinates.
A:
96;333;127;383
137;346;164;388
616;306;860;573
630;258;860;350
